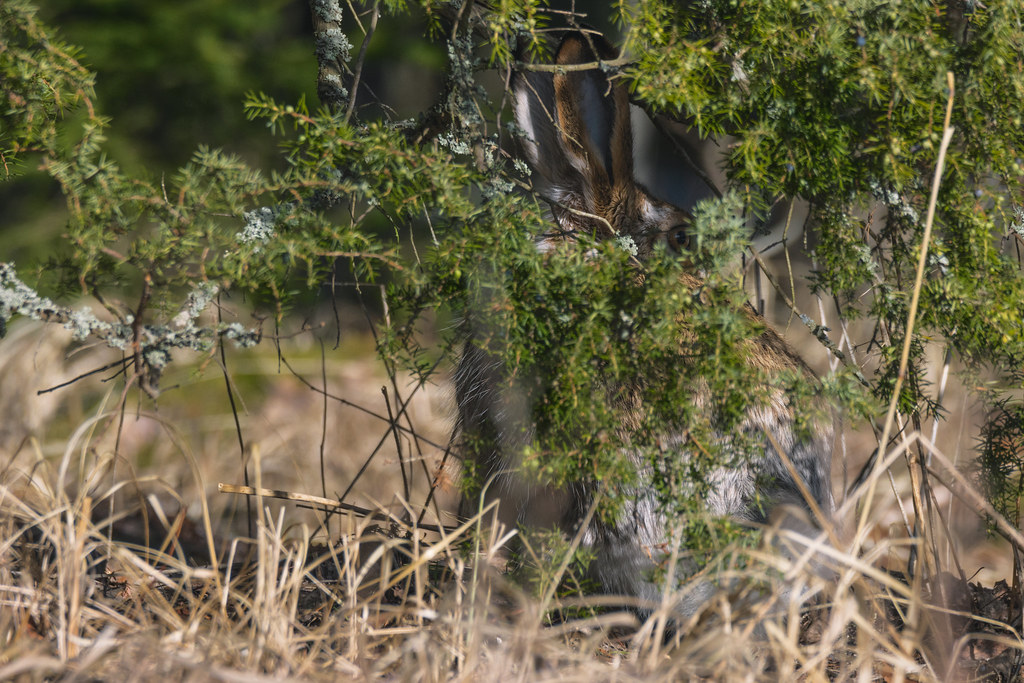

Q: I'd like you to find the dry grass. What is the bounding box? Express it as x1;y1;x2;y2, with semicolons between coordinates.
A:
0;318;1021;682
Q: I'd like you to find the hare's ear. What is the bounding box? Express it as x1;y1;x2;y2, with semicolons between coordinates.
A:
512;60;578;196
552;33;634;201
512;33;633;212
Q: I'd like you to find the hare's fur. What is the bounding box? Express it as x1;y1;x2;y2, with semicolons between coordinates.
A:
457;33;834;617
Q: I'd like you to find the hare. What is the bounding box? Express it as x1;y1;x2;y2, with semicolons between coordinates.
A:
456;32;835;617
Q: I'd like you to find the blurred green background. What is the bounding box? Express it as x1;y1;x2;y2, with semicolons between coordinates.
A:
1;0;446;267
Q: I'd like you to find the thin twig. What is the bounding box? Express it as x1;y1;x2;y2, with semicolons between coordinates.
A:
381;386;411;506
278;353;447;451
646;112;723;200
319;339;329;502
857;72;956;553
745;245;862;379
217;293;252;538
343;0;380;124
217;483;454;535
921;436;1024;552
514;56;630;73
37;357;132;395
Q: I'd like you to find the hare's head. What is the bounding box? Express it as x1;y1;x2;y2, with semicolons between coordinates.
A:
514;33;692;258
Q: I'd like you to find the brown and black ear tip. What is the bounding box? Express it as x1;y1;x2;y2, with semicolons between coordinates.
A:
555;33;591;66
514;30;638;217
553;32;635;193
555;31;617;66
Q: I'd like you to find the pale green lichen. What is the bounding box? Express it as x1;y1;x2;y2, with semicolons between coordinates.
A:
616;235;639;257
316;27;352;64
1011;206;1024;237
0;263;261;391
238;207;277;251
311;0;343;23
173;282;219;328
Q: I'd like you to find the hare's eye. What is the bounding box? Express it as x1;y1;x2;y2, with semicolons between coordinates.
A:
666;225;690;254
